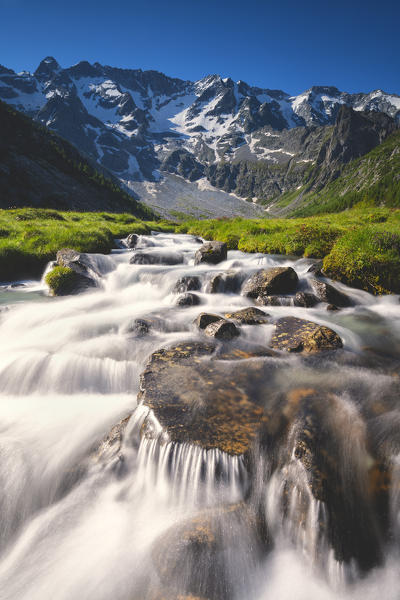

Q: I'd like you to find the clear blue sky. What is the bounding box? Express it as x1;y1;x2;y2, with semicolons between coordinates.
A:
0;0;398;95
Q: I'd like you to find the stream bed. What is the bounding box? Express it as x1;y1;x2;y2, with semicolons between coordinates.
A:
0;232;399;600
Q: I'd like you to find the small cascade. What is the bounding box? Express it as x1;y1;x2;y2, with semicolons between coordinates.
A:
134;437;247;507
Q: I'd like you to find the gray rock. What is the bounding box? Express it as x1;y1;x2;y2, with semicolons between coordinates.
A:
311;279;352;307
125;233;139;248
173;275;201;293
194;241;227;265
242;267;298;298
204;319;240;340
194;312;222;329
130;251;184;265
55;248;99;293
294;291;319;307
205;270;242;293
176;293;201;307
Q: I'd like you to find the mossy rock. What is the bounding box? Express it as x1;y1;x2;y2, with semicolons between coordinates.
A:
45;266;80;296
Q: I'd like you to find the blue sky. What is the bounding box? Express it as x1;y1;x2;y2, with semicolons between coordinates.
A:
0;0;398;95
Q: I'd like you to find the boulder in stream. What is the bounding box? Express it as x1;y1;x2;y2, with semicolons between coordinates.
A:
194;242;227;266
224;307;269;325
152;502;269;600
138;342;269;455
242;267;298;298
125;233;139;248
293;291;319;308
130;251;184;265
204;319;240;340
205;271;242;294
173;275;201;293
194;312;222;329
270;316;343;353
176;293;201;307
46;249;99;295
311;279;352;307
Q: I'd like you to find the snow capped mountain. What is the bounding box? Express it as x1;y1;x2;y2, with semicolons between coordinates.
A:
1;57;399;215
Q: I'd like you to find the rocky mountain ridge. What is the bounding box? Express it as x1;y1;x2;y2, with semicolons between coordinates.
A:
1;57;399;215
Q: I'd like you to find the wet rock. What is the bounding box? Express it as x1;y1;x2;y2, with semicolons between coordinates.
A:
256;295;292;306
275;389;386;572
125;233;139;248
173;276;201;293
307;260;323;275
130;251;184;265
194;313;222;329
242;267;298;298
294;291;318;308
204;319;240;340
51;248;99;294
152;503;268;600
205;271;241;294
194;241;227;266
127;318;150;336
96;415;131;467
176;293;201;307
138;342;269;455
327;304;340;311
311;279;352;307
270;316;343;353
224;307;269;325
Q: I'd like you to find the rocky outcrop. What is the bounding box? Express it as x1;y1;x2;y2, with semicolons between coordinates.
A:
194;242;227;266
312;106;396;188
270;316;343;353
161;149;204;181
242;267;298;298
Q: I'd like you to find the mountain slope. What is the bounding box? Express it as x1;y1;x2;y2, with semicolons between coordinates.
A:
0;100;154;217
288;128;400;216
1;57;399;216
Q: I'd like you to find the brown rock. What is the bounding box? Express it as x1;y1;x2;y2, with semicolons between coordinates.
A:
224;307;269;324
204;319;240;340
138;342;269;455
270;316;343;353
194;313;222;329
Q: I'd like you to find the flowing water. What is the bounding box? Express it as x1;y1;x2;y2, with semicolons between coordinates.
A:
0;232;399;599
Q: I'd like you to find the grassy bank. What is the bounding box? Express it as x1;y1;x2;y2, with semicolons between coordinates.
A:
0;208;174;281
177;207;400;295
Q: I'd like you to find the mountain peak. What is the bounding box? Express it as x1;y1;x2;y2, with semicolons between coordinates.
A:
34;56;60;78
